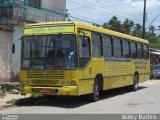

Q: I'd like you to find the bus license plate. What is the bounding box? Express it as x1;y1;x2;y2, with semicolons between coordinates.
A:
38;88;51;93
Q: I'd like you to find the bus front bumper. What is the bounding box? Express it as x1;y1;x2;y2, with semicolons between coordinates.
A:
20;86;78;96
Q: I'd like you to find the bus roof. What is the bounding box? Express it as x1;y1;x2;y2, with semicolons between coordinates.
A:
24;21;149;44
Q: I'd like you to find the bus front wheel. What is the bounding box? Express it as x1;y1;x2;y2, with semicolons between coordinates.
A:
130;74;139;91
89;78;100;102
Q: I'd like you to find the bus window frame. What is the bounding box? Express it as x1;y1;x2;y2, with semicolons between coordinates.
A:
21;34;78;70
102;34;113;59
130;40;137;59
112;36;122;58
143;44;149;59
91;32;103;58
122;38;130;59
78;35;92;69
137;42;143;59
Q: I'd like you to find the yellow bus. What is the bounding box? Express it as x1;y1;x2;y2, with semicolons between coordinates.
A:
20;22;150;101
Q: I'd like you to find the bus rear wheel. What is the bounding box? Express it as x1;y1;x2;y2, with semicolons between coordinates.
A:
89;78;100;102
130;74;139;91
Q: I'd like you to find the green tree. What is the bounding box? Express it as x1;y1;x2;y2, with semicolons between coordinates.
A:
107;16;123;33
132;23;142;38
122;18;134;34
93;23;100;27
148;36;160;49
102;22;109;29
101;16;160;49
149;25;156;36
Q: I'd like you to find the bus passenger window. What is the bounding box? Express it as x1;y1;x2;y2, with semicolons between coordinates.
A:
92;33;102;58
131;41;137;59
103;35;112;58
143;44;149;59
113;37;122;58
78;36;91;68
123;39;130;58
137;43;143;59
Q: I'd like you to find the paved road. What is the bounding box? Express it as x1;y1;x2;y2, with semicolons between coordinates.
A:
0;80;160;114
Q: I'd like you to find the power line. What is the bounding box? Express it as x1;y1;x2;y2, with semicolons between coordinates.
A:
67;5;99;20
67;0;137;19
67;0;160;32
69;15;93;24
67;5;109;24
67;0;132;17
67;5;104;23
146;13;160;30
67;0;147;26
67;13;98;25
68;0;136;15
68;12;98;22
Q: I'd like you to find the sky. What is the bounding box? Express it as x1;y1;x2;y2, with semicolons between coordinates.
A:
66;0;160;32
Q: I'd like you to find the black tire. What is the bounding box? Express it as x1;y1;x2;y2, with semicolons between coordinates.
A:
130;74;139;91
89;79;100;102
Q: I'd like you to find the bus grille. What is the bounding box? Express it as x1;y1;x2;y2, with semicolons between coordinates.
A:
31;80;59;85
26;70;70;80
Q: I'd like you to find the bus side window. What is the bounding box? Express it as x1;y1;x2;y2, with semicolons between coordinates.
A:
103;35;112;59
113;37;122;58
123;39;130;58
137;43;143;59
92;33;102;58
130;41;137;59
78;36;91;68
143;44;149;59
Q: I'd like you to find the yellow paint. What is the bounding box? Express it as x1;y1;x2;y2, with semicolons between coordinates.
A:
24;26;75;35
21;86;78;96
20;22;150;96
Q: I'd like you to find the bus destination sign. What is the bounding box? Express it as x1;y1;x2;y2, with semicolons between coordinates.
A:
24;24;75;35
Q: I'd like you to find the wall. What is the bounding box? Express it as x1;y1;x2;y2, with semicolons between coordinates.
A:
0;30;12;82
11;25;23;79
42;0;66;14
0;0;66;82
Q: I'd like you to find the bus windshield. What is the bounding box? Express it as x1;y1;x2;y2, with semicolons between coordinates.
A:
22;34;77;69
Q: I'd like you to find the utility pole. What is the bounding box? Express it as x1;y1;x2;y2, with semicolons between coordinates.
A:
142;0;146;39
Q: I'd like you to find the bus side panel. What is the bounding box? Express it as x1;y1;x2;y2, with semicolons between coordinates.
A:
77;59;105;95
121;61;133;86
103;61;115;90
133;60;150;83
104;61;131;90
78;79;94;95
77;61;95;95
76;30;94;95
142;60;150;83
